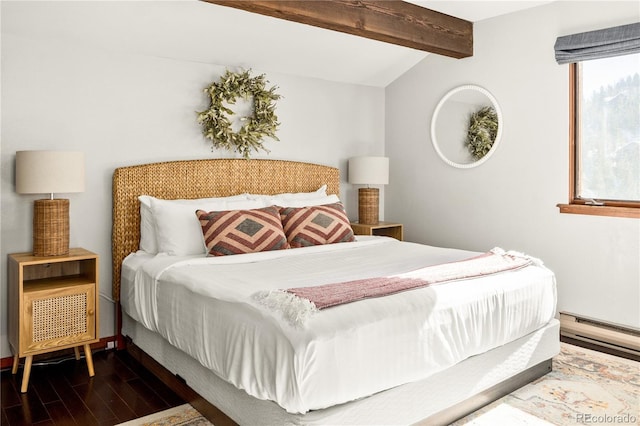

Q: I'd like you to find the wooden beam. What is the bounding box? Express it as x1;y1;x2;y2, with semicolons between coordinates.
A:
203;0;473;59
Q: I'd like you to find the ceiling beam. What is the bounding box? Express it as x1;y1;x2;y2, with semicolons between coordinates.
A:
203;0;473;59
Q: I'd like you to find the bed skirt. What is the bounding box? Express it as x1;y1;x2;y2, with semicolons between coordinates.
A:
122;314;559;425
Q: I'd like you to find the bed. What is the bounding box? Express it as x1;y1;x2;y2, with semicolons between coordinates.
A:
112;158;559;425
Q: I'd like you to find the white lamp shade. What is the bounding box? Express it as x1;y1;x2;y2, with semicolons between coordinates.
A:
348;156;389;185
16;151;85;195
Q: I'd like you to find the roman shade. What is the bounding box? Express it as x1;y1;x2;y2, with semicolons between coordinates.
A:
554;22;640;64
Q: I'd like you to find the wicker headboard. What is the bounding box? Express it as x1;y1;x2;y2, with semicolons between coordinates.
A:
112;158;340;301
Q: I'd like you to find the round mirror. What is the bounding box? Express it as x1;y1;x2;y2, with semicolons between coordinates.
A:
430;85;503;169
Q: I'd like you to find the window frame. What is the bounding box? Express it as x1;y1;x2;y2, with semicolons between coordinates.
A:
557;63;640;219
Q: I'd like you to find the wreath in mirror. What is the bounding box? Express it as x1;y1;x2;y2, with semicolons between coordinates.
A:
466;106;499;160
197;69;282;159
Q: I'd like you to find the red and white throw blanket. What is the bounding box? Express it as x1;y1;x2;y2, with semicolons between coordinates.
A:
254;247;541;327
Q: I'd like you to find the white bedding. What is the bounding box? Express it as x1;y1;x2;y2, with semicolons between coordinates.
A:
121;237;557;414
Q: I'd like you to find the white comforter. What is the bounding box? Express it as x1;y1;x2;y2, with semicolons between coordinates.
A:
121;237;557;414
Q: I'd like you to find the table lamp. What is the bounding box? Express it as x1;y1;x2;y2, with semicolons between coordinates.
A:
16;151;85;256
348;156;389;225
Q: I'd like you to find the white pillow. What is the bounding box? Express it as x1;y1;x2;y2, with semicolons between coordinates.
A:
151;196;268;256
247;184;327;203
138;197;158;254
248;185;335;206
274;194;340;208
138;194;248;254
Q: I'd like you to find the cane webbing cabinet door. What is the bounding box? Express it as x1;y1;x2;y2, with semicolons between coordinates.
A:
23;282;96;352
8;248;99;392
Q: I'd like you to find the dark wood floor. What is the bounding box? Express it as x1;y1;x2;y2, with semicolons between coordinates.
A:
1;349;185;426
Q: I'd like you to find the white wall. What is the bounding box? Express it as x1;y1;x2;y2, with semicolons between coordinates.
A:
386;1;640;329
0;3;384;358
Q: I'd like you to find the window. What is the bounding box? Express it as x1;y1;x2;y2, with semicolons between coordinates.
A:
555;23;640;218
575;54;639;200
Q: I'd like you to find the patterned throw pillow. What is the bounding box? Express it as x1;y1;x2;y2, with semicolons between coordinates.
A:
196;206;290;256
279;203;355;248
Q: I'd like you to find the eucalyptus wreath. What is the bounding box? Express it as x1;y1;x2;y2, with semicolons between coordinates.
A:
197;69;282;159
466;106;499;160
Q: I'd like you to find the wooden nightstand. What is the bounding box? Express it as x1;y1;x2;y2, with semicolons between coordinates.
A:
8;248;99;392
350;221;403;241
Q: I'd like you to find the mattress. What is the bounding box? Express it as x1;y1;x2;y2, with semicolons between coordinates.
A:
121;237;557;414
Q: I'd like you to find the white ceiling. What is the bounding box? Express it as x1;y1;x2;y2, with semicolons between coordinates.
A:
2;1;553;87
410;1;553;23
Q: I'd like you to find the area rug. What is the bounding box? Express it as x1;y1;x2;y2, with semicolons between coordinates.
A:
117;404;212;426
119;343;638;426
453;343;639;425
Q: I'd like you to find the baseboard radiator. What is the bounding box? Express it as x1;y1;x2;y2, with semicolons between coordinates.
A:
560;312;640;357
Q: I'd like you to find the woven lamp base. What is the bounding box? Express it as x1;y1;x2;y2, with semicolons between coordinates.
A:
358;188;380;225
33;199;70;257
